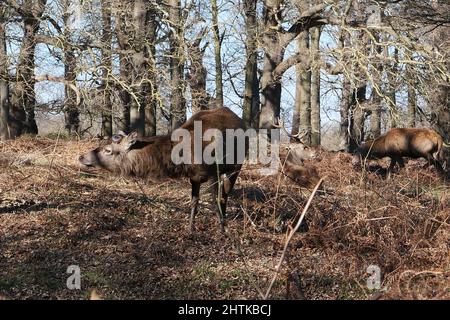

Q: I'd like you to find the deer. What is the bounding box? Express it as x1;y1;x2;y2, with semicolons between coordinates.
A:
272;118;322;188
79;107;245;233
352;128;446;175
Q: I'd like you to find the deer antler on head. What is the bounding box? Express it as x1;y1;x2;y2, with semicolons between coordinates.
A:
273;118;307;143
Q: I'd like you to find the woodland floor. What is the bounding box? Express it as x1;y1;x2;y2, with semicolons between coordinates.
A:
0;137;448;300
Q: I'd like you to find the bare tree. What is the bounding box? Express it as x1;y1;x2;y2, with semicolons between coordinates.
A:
115;0;132;133
168;0;186;130
310;26;321;146
100;0;113;137
0;0;447;146
187;28;210;113
368;33;383;138
386;47;398;129
259;0;327;129
0;5;10;140
211;0;223;108
144;2;157;137
128;0;147;136
62;0;80;135
407;83;416;128
242;0;259;129
298;31;311;145
9;0;47;136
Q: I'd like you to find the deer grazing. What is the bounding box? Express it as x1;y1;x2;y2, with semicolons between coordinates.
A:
352;128;446;174
79;107;245;233
273;119;321;187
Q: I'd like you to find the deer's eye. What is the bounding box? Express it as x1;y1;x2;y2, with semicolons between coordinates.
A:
104;147;113;155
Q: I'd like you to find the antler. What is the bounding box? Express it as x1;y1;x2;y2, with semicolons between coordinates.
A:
273;118;307;142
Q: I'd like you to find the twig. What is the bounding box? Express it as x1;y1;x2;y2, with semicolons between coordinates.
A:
263;178;324;300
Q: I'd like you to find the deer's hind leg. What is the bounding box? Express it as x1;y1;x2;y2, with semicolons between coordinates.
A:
426;153;444;173
388;157;398;174
387;156;403;178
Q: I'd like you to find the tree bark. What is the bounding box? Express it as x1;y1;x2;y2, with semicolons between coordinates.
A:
168;0;186;130
339;78;351;151
407;83;416;128
349;85;367;152
259;0;325;130
259;0;284;129
211;0;223;108
10;0;47;136
432;84;449;143
387;47;398;129
129;0;146;136
348;30;369;152
101;0;113;137
63;48;79;135
310;27;321;146
63;0;79;135
115;1;131;133
242;0;259;129
297;31;311;145
0;10;10;140
370;94;381;138
369;33;383;138
388;88;397;129
187;30;209;114
144;2;157;136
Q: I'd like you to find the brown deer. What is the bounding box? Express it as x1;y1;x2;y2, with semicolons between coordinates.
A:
352;128;445;174
273;118;322;187
79;107;245;233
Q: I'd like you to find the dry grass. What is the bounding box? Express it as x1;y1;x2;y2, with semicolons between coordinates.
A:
0;137;448;300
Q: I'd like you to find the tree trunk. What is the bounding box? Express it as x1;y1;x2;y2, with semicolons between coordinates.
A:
291;61;301;138
168;0;186;130
144;4;157;137
297;31;311;145
259;0;325;130
369;33;383;138
187;31;209;114
370;96;381;138
407;83;416;128
64;49;79;135
310;27;321;146
129;0;147;136
211;0;223;108
101;0;113;137
251;64;260;129
349;86;367;152
0;12;10;140
387;47;398;129
115;1;131;133
432;84;449;143
242;0;259;129
339;78;351;151
63;0;79;135
348;30;369;152
10;0;47;136
259;0;284;129
119;58;131;133
388;89;397;129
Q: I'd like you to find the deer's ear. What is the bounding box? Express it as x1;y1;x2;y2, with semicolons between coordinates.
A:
125;131;138;150
112;134;123;143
